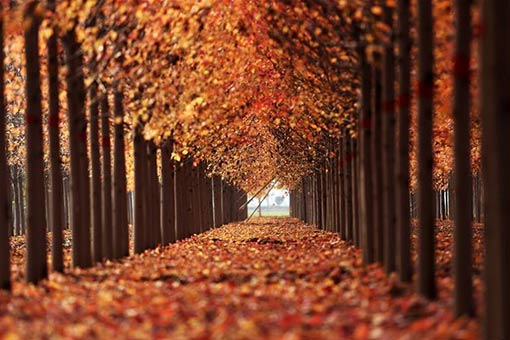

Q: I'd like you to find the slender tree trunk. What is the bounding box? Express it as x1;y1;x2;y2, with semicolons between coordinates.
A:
480;0;510;338
62;176;68;229
360;47;375;264
133;133;149;250
417;0;436;299
112;87;129;258
24;2;47;283
48;13;64;272
201;165;214;228
212;175;223;227
100;93;113;259
321;166;327;230
64;30;92;268
149;142;160;246
382;4;397;273
351;138;359;247
372;59;384;264
222;182;233;224
176;160;193;239
0;5;10;289
89;60;102;263
45;180;50;232
344;135;353;242
396;0;412;283
315;171;322;228
8;171;14;237
20;174;26;235
13;170;21;236
161;139;175;245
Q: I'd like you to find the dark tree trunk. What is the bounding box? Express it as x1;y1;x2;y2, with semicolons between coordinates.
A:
0;5;10;289
359;47;375;264
382;4;397;274
212;175;223;227
200;165;214;229
417;0;436;300
222;182;233;225
89;60;102;263
64;30;92;269
480;0;510;338
351;138;360;247
112;88;129;258
315;171;322;229
139;137;150;250
344;135;353;242
176;160;193;239
161;139;175;245
396;0;412;284
24;2;48;283
13;170;21;236
372;59;384;264
148;142;160;246
100;93;113;259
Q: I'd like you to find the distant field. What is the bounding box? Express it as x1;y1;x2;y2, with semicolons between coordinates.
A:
248;206;290;217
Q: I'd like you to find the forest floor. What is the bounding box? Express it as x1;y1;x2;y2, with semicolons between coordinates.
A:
0;218;480;339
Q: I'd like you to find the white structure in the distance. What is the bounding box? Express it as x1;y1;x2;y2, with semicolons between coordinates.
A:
247;188;289;208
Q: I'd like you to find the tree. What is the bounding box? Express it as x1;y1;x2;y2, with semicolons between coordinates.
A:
0;2;10;289
100;90;113;260
47;0;64;272
417;0;436;300
64;28;92;269
396;0;412;283
24;0;48;283
480;0;510;338
89;55;102;263
112;87;129;258
452;0;474;318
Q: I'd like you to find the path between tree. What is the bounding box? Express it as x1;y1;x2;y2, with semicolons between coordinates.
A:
0;218;477;339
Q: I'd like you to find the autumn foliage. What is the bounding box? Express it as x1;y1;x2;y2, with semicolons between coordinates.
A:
2;0;480;193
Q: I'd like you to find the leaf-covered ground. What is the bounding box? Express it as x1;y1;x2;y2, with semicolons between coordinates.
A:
0;218;479;339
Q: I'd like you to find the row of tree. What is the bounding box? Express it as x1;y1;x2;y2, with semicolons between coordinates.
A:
292;0;508;339
0;2;248;289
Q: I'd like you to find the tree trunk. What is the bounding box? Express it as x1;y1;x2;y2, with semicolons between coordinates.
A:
417;0;436;300
222;182;233;225
359;46;375;264
134;136;148;250
351;138;360;247
20;174;26;235
344;135;353;242
89;60;102;263
13;170;21;236
0;5;10;289
382;4;397;274
63;176;69;230
64;29;92;269
148;142;160;246
212;175;223;227
24;2;48;283
112;87;129;258
396;0;412;283
453;1;475;307
480;0;510;338
201;165;214;229
176;160;193;239
100;93;113;259
161;139;175;245
372;58;384;264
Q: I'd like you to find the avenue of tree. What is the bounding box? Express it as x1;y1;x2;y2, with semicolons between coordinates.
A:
0;1;508;340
